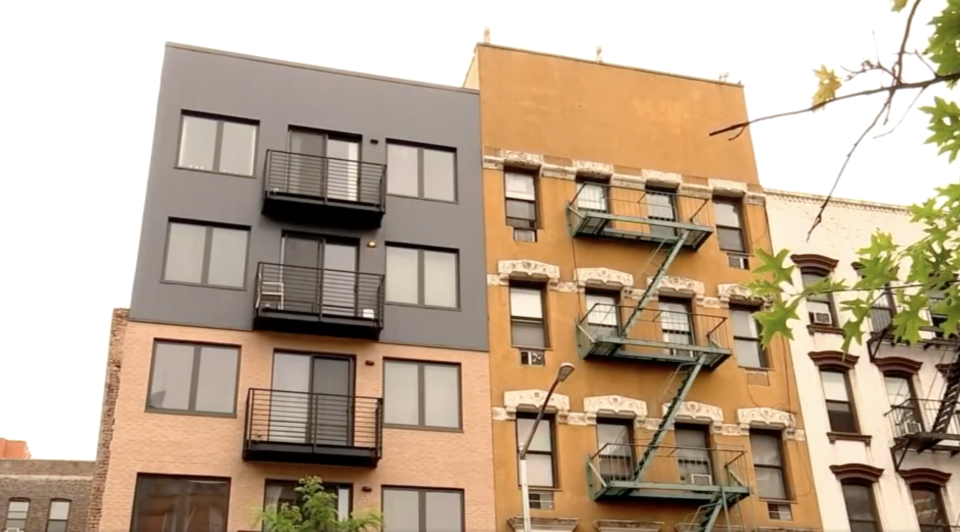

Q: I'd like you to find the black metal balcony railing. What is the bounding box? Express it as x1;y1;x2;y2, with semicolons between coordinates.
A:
244;388;382;467
264;150;386;207
576;304;732;368
887;399;960;442
254;263;385;339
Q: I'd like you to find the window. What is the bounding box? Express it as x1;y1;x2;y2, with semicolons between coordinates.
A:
178;114;257;176
802;271;837;326
750;431;787;499
575;178;608;212
386;143;456;201
382;488;463;532
821;370;858;433
768;502;793;521
510;285;548;348
585;291;619;336
147;341;240;415
263;480;350;524
4;500;28;530
659;299;694;353
505;170;538;230
885;374;922;433
46;500;70;532
383;360;460;429
385;246;459;308
646;187;679;239
517;414;556;488
130;475;229;532
731;306;766;368
928;283;955;338
676;425;713;484
842;482;880;532
596;419;634;480
163;221;249;288
519;349;546;366
911;484;950;532
714;198;746;253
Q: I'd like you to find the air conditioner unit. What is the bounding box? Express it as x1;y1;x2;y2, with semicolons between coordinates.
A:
727;254;749;270
690;473;714;485
904;421;922;434
812;312;833;325
671;348;696;359
520;349;546;366
514;229;537;242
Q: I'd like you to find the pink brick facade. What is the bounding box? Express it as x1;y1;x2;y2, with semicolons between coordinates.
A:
94;311;496;532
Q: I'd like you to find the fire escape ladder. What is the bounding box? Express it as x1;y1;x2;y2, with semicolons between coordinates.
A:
633;357;705;481
932;350;960;434
681;493;725;532
621;229;690;335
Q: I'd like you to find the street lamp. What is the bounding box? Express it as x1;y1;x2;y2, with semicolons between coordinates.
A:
519;363;575;532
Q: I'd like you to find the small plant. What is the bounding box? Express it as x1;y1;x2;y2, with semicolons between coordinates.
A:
257;476;383;532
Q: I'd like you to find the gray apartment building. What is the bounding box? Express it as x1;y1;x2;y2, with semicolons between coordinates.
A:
88;43;496;532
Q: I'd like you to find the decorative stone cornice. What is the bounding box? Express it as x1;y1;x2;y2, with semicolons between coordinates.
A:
541;163;576;180
717;283;763;306
611;174;645;189
830;463;884;483
583;395;648;425
709;178;748;195
808;351;860;371
593;520;663;532
576;268;634;290
646;276;705;304
482;155;504;170
790;253;839;274
874;356;923;375
744;192;766;206
503;390;570;421
737;407;805;441
502;150;543;170
899;467;952;487
508;517;579;532
678;183;713;199
662;401;724;427
574;160;614;177
641;168;682;186
492;260;561;286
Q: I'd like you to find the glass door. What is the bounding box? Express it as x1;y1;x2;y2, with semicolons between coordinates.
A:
321;243;358;317
270;353;354;447
311;356;354;447
326;138;360;203
288;128;325;197
281;236;358;317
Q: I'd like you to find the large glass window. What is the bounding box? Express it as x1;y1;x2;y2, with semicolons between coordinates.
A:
385;246;459;308
178;114;258;176
164;221;249;288
510;286;547;348
505;171;538;229
147;341;240;415
46;500;70;532
262;480;350;526
714;198;746;253
130;475;230;532
383;360;460;429
382;488;463;532
516;415;556;487
750;431;787;499
821;370;858;433
386;144;456;201
842;482;880;532
4;500;28;530
911;484;949;532
731;306;766;368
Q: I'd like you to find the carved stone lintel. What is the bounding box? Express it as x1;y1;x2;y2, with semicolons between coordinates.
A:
715;423;749;436
497;260;561;285
554;281;580;293
482;155;505;170
709;179;748;195
487;274;507;286
648;276;705;304
745;193;766;206
502;150;543;170
737;407;796;430
663;401;724;427
611;174;645;189
786;429;806;441
508;517;579;532
718;283;762;306
583;395;648;425
541;163;577;180
576;268;634;290
504;390;571;421
574;160;614;177
593;519;664;532
701;297;722;309
566;412;589;426
641;169;682;185
639;418;663;431
678;183;713;199
492;407;509;421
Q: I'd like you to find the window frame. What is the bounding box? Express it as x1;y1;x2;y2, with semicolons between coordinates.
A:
4;499;29;530
909;482;950;531
161;219;250;289
262;479;352;526
730;304;768;369
45;499;71;532
381;486;465;532
509;283;549;349
584;288;621;330
382;359;463;431
884;372;924;432
516;413;558;488
385;141;458;202
819;369;861;434
801;269;839;325
145;340;242;417
841;481;882;532
750;430;790;501
129;474;231;532
384;244;460;309
176;112;259;177
713;197;747;253
504;168;540;230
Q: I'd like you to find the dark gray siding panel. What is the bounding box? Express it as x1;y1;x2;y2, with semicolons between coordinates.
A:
128;45;488;352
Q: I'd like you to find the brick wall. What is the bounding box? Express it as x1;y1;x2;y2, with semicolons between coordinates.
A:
0;459;95;532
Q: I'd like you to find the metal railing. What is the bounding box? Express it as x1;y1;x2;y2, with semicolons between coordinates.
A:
578;304;730;353
245;388;382;455
264;150;386;209
919;525;960;532
587;443;749;490
569;183;711;226
255;263;384;325
886;398;960;439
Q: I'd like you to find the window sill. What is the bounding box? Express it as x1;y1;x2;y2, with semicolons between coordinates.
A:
516;486;561;492
827;432;872;445
145;408;237;419
385;302;461;312
512;345;552;351
758;498;796;505
807;324;844;335
740;365;773;372
383;423;464;434
386;193;459;205
160;280;247;292
174;165;256;179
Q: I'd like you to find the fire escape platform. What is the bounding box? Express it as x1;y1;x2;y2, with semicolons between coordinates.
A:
569;211;713;249
592;481;750;502
580;335;731;369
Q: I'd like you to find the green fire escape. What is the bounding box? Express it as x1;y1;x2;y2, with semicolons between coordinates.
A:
567;183;750;532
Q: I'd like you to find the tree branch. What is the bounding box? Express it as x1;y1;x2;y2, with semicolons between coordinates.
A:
895;0;923;82
874;86;928;138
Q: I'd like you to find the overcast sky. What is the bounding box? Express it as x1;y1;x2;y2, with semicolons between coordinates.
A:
1;0;956;459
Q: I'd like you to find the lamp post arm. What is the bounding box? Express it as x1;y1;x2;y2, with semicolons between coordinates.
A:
518;376;561;459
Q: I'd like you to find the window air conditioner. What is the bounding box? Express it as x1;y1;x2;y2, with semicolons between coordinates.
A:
690;474;714;485
514;229;537;243
904;421;922;434
812;312;833;325
727;254;749;270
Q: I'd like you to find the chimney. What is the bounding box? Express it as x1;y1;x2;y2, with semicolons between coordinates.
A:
483;27;491;44
595;46;603;63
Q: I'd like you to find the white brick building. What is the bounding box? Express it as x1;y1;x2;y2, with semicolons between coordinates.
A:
766;189;960;532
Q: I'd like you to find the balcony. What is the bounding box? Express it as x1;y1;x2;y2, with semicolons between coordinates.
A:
253;263;384;340
567;184;713;249
576;305;732;369
243;389;382;467
261;150;386;229
887;399;960;459
586;443;750;503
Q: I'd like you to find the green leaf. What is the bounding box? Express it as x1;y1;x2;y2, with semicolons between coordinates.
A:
921;97;960;162
891;0;908;11
753;248;796;286
926;0;960;85
812;65;842;108
755;299;801;348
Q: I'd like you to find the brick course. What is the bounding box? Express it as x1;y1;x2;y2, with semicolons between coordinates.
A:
0;459;94;532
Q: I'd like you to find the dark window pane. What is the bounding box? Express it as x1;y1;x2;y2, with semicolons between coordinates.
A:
506;199;537;221
734;339;763;368
755;467;786;499
912;487;947;525
826;402;858;433
511;321;546;347
842;483;876;520
717;227;745;252
715;201;742;227
149;343;195;410
46;521;67;532
850;523;880;532
750;433;783;466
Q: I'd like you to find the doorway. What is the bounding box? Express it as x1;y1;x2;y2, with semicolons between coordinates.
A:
270;352;355;446
289;128;361;202
281;234;359;317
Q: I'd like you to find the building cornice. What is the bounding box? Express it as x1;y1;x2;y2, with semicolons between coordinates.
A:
899;467;952;487
790;253;839;273
830;463;884;483
808;351;859;371
765;188;912;215
874;356;923;375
